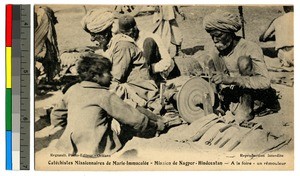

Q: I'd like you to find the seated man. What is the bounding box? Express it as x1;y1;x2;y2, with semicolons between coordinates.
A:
259;6;294;67
111;15;175;85
81;10;159;110
47;56;164;155
203;10;280;124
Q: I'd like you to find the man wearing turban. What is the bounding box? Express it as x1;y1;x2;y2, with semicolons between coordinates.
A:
81;11;161;113
81;9;116;51
203;10;280;124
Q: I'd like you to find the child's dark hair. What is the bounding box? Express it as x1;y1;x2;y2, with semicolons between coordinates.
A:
77;55;112;82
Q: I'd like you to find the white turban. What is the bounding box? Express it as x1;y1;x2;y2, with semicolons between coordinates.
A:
81;9;115;33
203;10;241;33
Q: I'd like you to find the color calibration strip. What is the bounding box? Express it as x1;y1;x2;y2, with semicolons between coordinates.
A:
6;4;31;170
6;4;13;170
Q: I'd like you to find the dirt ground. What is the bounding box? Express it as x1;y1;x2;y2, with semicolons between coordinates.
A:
34;5;294;170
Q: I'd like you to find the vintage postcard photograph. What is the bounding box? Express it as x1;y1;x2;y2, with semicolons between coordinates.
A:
34;4;294;170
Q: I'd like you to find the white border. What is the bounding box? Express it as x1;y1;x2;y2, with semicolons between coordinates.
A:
0;0;298;175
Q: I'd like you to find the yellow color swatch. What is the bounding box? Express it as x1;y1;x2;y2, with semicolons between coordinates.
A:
6;47;12;88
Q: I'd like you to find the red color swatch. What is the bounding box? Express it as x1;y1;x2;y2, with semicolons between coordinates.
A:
6;5;12;47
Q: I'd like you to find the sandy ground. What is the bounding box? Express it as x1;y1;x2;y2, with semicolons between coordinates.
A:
34;5;294;170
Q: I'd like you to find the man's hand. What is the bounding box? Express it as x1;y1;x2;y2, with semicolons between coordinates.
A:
212;73;233;85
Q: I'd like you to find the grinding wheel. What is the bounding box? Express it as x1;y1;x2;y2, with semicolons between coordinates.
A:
176;77;215;123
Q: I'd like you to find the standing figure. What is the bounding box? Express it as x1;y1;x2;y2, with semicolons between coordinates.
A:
153;6;186;56
34;6;60;84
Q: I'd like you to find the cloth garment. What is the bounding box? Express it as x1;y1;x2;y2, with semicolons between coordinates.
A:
260;12;294;66
81;10;115;33
105;33;159;107
203;10;242;33
50;81;155;155
153;6;183;49
262;12;294;51
208;37;278;121
136;31;174;79
34;6;60;82
105;33;152;83
35;6;59;57
209;37;270;89
159;6;176;21
219;86;280;123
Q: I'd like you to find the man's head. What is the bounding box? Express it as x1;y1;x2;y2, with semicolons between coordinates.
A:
77;55;112;87
81;10;115;50
208;30;236;52
118;15;139;40
203;10;241;52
